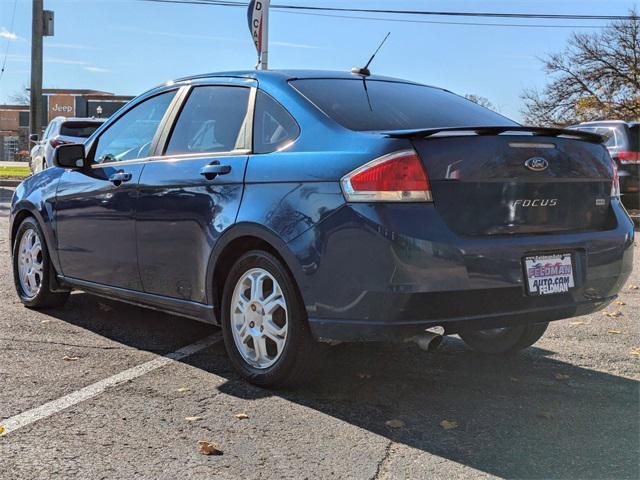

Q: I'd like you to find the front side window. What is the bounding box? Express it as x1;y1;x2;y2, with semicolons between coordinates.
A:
290;78;517;132
253;90;299;154
165;86;251;155
93;91;176;163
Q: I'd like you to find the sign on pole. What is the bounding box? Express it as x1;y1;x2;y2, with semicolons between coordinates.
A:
247;0;270;70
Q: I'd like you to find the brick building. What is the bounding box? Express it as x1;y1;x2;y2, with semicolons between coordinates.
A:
0;89;133;161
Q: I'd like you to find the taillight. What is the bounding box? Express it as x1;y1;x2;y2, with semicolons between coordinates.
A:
611;156;620;199
618;151;640;164
341;149;432;202
49;138;70;149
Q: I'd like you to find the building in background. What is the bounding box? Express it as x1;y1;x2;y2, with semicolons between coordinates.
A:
0;89;133;161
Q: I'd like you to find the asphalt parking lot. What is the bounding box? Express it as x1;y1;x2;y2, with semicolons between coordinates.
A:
0;186;638;480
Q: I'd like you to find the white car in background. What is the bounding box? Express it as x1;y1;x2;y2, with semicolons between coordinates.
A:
29;117;106;173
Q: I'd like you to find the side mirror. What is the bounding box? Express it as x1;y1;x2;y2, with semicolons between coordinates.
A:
53;143;86;169
29;134;39;143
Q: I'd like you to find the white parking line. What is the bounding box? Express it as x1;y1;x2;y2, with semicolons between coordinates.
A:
0;333;222;436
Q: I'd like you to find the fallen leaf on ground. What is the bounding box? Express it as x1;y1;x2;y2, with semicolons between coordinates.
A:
537;411;553;419
197;441;223;456
185;416;203;422
62;355;79;361
553;373;570;380
98;303;113;312
603;310;623;317
614;300;626;305
630;348;640;356
440;420;458;430
385;419;405;428
357;372;372;379
0;425;4;435
176;387;190;393
608;329;623;334
234;413;249;420
570;320;588;325
629;285;639;290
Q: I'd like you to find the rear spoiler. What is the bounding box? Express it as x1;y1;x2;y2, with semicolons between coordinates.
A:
382;126;605;144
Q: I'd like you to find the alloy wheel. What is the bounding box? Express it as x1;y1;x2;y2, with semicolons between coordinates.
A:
230;267;289;369
17;229;44;299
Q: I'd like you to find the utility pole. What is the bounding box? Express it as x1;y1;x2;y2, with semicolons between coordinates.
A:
30;0;44;139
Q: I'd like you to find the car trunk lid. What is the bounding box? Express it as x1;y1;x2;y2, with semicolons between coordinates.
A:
385;127;615;235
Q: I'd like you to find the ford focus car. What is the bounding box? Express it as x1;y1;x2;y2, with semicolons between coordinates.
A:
10;70;635;387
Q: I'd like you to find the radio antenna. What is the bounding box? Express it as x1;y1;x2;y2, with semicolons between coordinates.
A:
351;32;391;77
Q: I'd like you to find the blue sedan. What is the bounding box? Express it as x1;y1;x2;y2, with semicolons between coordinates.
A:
10;70;635;387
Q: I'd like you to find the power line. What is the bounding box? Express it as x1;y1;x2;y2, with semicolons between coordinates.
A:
0;0;19;85
136;0;637;21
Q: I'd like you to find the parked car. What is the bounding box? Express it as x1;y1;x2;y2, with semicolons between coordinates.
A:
29;117;106;173
10;71;634;387
568;121;639;211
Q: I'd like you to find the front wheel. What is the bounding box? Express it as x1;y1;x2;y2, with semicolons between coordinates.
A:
459;323;549;354
221;250;317;388
13;217;69;308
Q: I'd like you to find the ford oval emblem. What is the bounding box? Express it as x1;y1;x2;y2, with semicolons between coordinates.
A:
524;157;549;172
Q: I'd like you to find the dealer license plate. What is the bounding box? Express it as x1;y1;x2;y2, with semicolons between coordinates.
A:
524;253;575;296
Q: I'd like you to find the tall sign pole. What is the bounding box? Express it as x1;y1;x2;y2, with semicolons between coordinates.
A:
247;0;270;70
30;0;44;138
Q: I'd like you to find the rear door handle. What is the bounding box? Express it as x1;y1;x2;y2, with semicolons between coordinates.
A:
109;171;132;186
200;162;231;180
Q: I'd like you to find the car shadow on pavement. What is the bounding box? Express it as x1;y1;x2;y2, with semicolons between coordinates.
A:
45;293;639;480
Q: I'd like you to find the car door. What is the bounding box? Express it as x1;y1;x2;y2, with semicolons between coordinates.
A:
136;83;253;303
55;90;178;290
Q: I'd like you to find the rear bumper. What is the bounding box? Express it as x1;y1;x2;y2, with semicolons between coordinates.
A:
288;200;635;342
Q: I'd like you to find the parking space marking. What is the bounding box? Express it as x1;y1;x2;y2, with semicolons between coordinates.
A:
0;333;221;436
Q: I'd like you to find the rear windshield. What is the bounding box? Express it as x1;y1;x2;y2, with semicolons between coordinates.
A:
60;121;102;138
290;78;517;131
574;126;620;148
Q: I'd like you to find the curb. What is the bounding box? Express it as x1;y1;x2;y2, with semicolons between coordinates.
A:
0;179;22;187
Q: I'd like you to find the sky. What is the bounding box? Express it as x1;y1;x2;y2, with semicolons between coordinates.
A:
0;0;637;121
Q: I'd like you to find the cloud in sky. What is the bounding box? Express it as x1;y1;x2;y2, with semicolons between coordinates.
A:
84;66;111;73
0;27;18;41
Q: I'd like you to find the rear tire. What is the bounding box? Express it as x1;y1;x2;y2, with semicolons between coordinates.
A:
460;323;549;354
220;250;317;388
13;217;69;309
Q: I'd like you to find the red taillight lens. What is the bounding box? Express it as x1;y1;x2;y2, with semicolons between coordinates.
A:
618;151;640;164
49;139;70;149
341;149;432;202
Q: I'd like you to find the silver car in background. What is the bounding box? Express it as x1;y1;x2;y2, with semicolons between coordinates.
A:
29;117;106;173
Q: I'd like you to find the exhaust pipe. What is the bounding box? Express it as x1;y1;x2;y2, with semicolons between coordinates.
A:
408;327;444;352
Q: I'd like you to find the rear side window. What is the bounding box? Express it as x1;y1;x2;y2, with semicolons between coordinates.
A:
290;79;516;131
166;86;251;155
253;90;299;154
60;122;102;138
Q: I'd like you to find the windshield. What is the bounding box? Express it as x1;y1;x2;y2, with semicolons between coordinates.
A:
290;78;517;132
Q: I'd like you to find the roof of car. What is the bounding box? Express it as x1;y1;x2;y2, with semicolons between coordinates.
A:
576;120;639;128
51;116;107;123
171;69;429;86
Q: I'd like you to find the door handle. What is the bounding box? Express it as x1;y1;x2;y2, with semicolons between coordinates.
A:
109;171;132;186
200;162;231;180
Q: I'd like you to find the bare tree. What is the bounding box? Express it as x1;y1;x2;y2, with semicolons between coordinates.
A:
464;94;497;111
9;85;30;105
521;10;640;126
